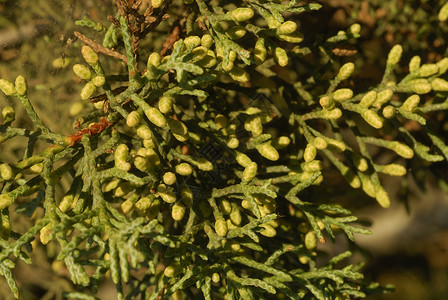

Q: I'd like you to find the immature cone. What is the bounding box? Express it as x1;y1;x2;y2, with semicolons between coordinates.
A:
409;56;421;74
242;162;258;183
333;88;353;101
176;163;193;176
81;46;99;66
73;64;92;80
274;47;289;67
256;142;279;161
15;75;27;95
254;38;267;64
386;44;403;66
80;82;96;100
359;91;377;107
277;21;297;35
172;202;186;221
158;96;174;114
336;62;355;81
401;95;420;112
145;107;166;128
2;106;15;123
439;2;448;21
230;7;254;22
0;163;13;180
215;218;228;237
362;109;383;129
431;78;448;91
126;111;142;127
0;79;16;96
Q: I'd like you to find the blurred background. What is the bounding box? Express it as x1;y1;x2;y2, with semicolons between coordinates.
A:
1;0;448;299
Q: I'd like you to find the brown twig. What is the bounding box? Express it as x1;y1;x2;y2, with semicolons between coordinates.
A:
161;24;181;56
74;31;128;64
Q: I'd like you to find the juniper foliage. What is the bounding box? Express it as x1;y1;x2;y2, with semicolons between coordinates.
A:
1;0;448;299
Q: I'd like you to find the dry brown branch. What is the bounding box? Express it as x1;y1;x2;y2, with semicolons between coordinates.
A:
74;31;128;64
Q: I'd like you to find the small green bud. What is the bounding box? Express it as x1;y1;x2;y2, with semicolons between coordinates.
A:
401;94;420;112
147;52;161;68
230;207;242;226
126;111;142;128
360;174;376;198
226;26;246;40
374;89;393;108
382;105;396;118
409;56;421;74
151;0;164;8
353;155;368;172
157;184;177;203
215;218;228;237
387;44;403;66
381;164;407;176
184;36;201;48
219;199;232;215
172;202;186;221
304;144;317;162
274;47;288;67
201;34;214;48
73;64;92;80
164;262;180;277
59;194;75;212
211;273;220;283
81;46;99;66
419;64;439;77
40;223;53;245
343;170;361;189
145;107;166;128
256;142;280;161
303;160;323;172
114;182;133;197
236;152;252;168
312;137;327;150
410;79;432;94
362;109;383;129
348;23;361;35
115;144;129;162
333;88;353;101
163;172;177;185
254;38;267;64
92;75;105;87
135;197;153;211
52;57;71;69
0;79;16;96
375;186;390;208
180;185;193;206
273;136;290;149
168;118;189;142
277;21;297;35
227;136;239;148
230;7;254;22
14;75;27;95
336;62;355;81
244;116;263;136
266;15;281;29
69;102;84;116
359;91;377;108
2;106;15;123
439;2;448;21
214;114;227;128
136;125;153;140
260;223;276;237
322;108;342;119
80;81;96;100
158;96;174;114
176;163;193;176
277;32;304;43
120;198;134;214
437;58;448;75
304;231;317;250
0;163;13;180
319;96;334;110
229;67;250;82
242;162;258;182
431;78;448;91
392;142;414;159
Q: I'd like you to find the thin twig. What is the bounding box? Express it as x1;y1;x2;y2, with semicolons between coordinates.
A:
74;31;128;64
